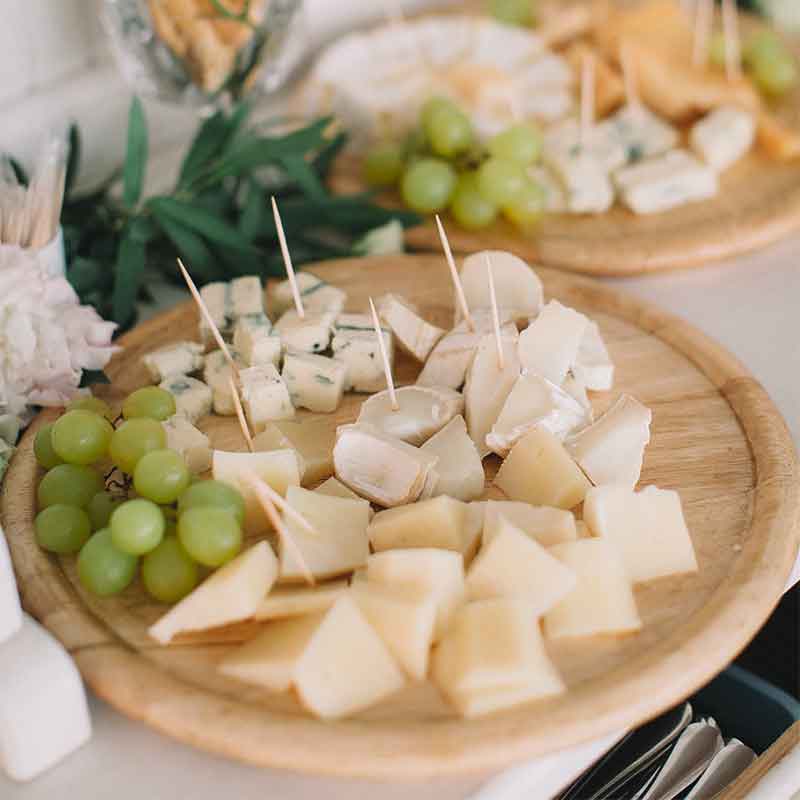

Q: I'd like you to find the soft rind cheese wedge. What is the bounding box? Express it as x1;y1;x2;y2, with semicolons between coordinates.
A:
483;500;577;548
143;340;204;383
562;374;592;411
278;487;371;583
255;581;348;622
274;309;335;354
282;352;347;414
203;348;246;416
583;485;698;583
690;106;756;172
0;614;92;781
149;542;278;645
159;375;212;424
420;415;485;502
565;394;651;488
378;293;445;362
544;539;642;639
0;528;22;644
270;272;346;317
254;419;335;486
233;313;282;369
357;385;464;446
293;595;406;720
494;427;590;510
487;373;590;457
240;364;294;432
572;319;614;392
368;496;467;553
162;415;211;474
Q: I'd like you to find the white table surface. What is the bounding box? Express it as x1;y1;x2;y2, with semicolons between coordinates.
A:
4;235;799;799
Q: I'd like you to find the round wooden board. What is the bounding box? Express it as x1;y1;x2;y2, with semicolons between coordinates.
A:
2;255;799;780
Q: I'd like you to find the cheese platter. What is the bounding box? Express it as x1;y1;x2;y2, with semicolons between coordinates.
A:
1;253;798;779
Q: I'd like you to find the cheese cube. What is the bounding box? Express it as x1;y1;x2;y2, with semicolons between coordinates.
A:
378;293;445;362
270;271;346;317
528;165;567;212
198;281;230;345
565;394;651;488
143;340;204;382
583;485;698;583
198;277;263;345
229;276;265;318
690;106;755;172
613;149;718;215
233;313;282;368
487;373;590;457
332;314;393;393
483;501;577;548
545;149;615;214
572;320;614;392
158;375;212;424
494;427;590;510
544;539;642;639
254;419;335;486
597;104;679;165
162;415;211;473
315;476;362;502
278;487;371;582
518;300;588;386
239;365;294;433
420;415;485;502
275;309;335;354
0;614;91;781
462;502;486;565
357;385;464;446
293;595;406;719
368;496;467;553
255;580;348;621
544;117;627;174
282;352;347;413
0;529;22;644
562;374;592;410
149;542;278;644
203;348;246;415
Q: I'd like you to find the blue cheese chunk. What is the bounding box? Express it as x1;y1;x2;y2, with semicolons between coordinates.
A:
198;277;264;345
203;348;246;416
690;106;755;172
270;272;347;317
233;313;282;368
230;276;265;318
544;117;627;173
142;341;205;383
544;149;614;215
162;415;211;473
275;310;335;354
240;365;295;433
159;375;212;424
378;293;445;362
596;105;678;166
282;352;348;413
198;282;229;346
332;314;393;393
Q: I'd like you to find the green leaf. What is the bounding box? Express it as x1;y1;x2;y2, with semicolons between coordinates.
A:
79;370;111;388
67;257;106;294
112;221;148;325
312;131;348;179
239;179;263;242
4;156;28;186
65;123;81;199
153;213;221;281
278;153;325;199
122;97;148;209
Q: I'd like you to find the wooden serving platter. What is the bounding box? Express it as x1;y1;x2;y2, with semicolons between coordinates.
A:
2;255;799;779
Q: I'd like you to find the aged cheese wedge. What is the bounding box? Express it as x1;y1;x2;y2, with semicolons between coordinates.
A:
233;312;282;368
282;352;347;414
583;485;698;583
690;106;755;172
255;581;348;621
565;394;651;488
239;364;294;432
0;528;22;644
462;502;486;564
159;375;212;424
203;348;246;416
334;423;439;507
378;293;445;362
544;539;642;639
143;340;204;382
368;496;467;553
294;595;406;720
518;300;588;386
420;415;485;502
351;582;438;681
149;542;278;644
270;271;346;317
278;487;371;583
254;419;335;486
275;309;335;354
467;515;577;611
487;373;590;457
162;415;211;474
494;427;590;510
483;500;577;548
572;319;614;392
357;385;464;446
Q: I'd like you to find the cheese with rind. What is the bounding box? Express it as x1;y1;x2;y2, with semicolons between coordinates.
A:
420;415;485;502
159;374;212;424
378;294;445;362
143;340;204;382
368;496;467;553
254;419;335;486
282;352;347;414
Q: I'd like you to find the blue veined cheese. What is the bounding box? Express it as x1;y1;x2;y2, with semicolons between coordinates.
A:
282;352;348;414
613;150;718;215
198;277;264;345
378;293;445;362
159;375;213;424
270;272;347;317
240;365;294;433
544;117;627;173
690;106;756;172
162;415;211;473
596;104;678;166
233;313;282;368
198;282;229;346
332;314;393;393
544;148;614;214
230;276;264;318
203;348;246;416
275;310;336;354
142;340;205;383
527;166;567;212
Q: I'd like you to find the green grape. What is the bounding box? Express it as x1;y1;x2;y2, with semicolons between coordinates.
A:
109;418;167;474
488;123;542;166
77;528;138;596
420;96;456;128
489;0;536;27
752;50;798;97
363;142;405;186
67;396;115;422
142;537;199;604
450;172;498;230
51;410;113;466
35;505;92;554
709;32;728;70
178;507;242;567
133;449;190;505
476;157;526;206
37;464;104;510
34;424;63;469
177;480;246;525
743;30;786;69
122;387;176;422
400;158;457;213
87;491;124;531
503;178;546;228
425;105;474;159
110;498;165;555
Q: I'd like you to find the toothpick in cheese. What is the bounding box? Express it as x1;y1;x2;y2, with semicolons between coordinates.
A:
229;375;255;453
271;196;304;319
369;297;398;411
435;214;474;332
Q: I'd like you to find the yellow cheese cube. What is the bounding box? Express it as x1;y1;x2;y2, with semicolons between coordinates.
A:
255;580;348;621
254;419;335;486
368;496;467;553
483;501;577;548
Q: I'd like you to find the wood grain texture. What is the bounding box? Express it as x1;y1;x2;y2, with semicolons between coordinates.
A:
2;255;799;779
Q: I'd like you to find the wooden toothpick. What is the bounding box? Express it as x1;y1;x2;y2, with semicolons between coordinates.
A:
485;254;505;371
620;44;640;109
722;0;741;81
176;258;239;378
692;0;713;69
369;297;399;411
271;196;304;319
435;214;474;332
229;376;254;453
580;52;596;152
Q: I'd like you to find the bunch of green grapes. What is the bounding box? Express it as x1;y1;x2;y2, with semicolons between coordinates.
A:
33;388;246;605
363;97;546;230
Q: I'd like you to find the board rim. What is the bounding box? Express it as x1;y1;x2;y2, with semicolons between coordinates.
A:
2;256;799;780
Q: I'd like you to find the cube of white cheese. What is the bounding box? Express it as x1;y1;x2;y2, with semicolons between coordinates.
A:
229;275;264;318
483;501;577;548
198;277;264;345
142;340;204;383
378;293;445;362
233;313;282;368
613;150;718;215
690;106;756;172
368;496;467;553
528;165;567;213
158;375;212;424
275;309;335;354
254;419;335;486
420;415;485;502
282;352;348;414
544;117;627;174
270;271;346;317
198;281;230;345
0;528;22;644
162;415;211;473
596;104;678;165
545;149;615;214
0;614;91;781
572;320;614;392
332;314;393;393
255;580;348;621
239;364;294;432
203;348;246;416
